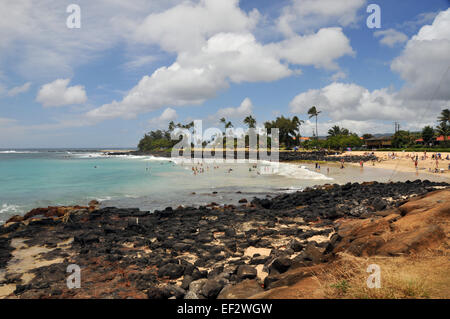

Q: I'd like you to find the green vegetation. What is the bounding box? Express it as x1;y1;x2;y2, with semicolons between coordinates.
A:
421;126;435;145
137;129;178;151
437;108;449;141
263;116;302;148
301;125;363;151
137;107;450;152
243;115;256;129
307;106;321;139
392;130;414;148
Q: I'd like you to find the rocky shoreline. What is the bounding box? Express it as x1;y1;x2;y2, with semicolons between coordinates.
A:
107;150;377;163
0;180;448;299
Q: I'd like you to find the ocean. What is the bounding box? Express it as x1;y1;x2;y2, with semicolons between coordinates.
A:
0;149;332;223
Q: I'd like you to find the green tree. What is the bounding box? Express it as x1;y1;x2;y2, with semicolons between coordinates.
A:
327;126;350;137
421;126;435;145
308;106;321;140
243;115;256;129
292;116;305;141
220;117;233;130
438;108;449;141
436;122;449;143
264;116;301;148
392;130;413;148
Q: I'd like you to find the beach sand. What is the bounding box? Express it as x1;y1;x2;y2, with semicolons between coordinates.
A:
341;151;450;179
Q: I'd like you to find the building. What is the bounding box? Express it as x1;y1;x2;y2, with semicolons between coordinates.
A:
415;135;447;146
298;137;310;143
365;136;393;148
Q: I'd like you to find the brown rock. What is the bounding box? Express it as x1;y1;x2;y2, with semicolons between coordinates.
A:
5;215;23;223
333;189;450;257
217;280;263;299
237;265;257;280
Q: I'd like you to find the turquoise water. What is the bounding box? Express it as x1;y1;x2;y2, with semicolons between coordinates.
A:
1;149;447;224
0;149;332;223
0;150;177;220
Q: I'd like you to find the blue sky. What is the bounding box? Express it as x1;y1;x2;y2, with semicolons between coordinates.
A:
0;0;449;148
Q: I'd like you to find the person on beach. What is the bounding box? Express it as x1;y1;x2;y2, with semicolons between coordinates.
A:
415;159;418;170
340;158;345;169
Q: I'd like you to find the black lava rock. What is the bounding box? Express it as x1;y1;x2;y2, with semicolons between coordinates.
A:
157;263;185;279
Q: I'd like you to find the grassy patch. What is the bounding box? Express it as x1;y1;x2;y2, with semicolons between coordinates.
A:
317;250;449;299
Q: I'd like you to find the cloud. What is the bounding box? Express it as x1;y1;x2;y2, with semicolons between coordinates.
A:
36;78;87;107
392;8;450;101
148;107;178;128
299;118;394;136
0;0;179;79
270;27;355;69
132;0;260;53
87;27;353;120
374;29;408;47
0;117;17;126
7;82;31;97
277;0;366;35
212;97;253;121
122;56;158;70
84;0;356;122
289;8;450;134
289;82;413;121
330;71;347;81
1;1;354;124
85;31;294;120
397;11;440;32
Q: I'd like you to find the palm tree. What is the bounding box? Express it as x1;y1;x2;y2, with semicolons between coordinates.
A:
220;117;233;130
243;115;256;129
436;122;449;141
308;106;321;140
328;125;341;137
438;109;450;141
182;121;194;129
328;126;350;137
438;108;450;124
292;116;305;137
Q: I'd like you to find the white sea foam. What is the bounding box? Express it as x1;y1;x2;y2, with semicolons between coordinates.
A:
262;161;333;180
279;186;304;193
96;196;113;202
71;152;105;158
0;203;22;215
0;150;39;154
141;156;174;162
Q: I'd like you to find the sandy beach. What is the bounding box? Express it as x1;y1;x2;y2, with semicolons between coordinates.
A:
341;151;450;179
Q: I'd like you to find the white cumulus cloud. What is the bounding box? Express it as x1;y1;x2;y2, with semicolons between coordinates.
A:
374;29;408;47
148;107;178;128
277;0;366;35
132;0;260;53
392;8;450;101
36;78;87;107
289;8;450;133
270;27;355;69
7;82;31;97
214;97;253;120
